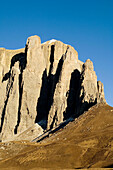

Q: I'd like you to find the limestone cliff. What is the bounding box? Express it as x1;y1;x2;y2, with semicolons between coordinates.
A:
0;35;106;141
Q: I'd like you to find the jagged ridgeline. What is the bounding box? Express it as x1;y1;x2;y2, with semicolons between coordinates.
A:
0;35;106;142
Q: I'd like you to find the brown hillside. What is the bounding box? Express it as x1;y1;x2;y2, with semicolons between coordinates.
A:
0;104;113;169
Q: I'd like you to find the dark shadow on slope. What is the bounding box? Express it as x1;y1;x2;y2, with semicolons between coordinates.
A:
32;117;74;142
103;164;113;168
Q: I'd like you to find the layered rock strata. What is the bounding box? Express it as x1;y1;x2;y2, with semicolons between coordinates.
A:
0;35;106;141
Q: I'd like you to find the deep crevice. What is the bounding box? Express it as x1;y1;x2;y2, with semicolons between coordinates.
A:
14;73;23;134
48;45;54;77
35;69;48;129
63;69;81;120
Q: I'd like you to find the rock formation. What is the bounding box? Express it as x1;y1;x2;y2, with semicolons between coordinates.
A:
0;35;106;141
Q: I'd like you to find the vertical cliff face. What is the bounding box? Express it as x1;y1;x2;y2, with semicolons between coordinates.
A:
0;35;106;141
0;62;20;141
0;48;25;141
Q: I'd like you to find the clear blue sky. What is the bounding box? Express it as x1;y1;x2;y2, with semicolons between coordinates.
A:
0;0;113;106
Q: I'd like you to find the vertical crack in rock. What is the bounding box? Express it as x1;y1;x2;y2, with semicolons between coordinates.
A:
48;45;55;77
14;72;23;134
47;45;55;114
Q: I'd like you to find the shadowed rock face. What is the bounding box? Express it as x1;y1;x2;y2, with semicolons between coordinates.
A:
0;35;106;141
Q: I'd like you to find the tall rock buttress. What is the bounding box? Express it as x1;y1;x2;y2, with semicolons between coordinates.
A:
17;36;46;134
0;35;106;141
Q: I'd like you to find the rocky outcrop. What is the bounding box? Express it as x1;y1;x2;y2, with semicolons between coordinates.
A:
76;59;98;115
14;123;44;142
0;35;106;141
97;81;106;103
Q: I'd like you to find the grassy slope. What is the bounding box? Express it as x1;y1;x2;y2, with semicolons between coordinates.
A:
0;104;113;169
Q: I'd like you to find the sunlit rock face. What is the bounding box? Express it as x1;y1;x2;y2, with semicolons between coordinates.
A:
0;35;106;141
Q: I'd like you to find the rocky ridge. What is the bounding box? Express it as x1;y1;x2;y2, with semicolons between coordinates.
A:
0;35;106;142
